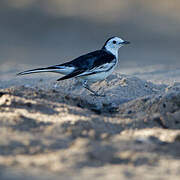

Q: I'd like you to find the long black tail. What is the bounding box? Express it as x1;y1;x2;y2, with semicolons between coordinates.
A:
17;66;64;76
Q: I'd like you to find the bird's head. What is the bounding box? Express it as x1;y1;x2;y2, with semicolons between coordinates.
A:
102;37;130;57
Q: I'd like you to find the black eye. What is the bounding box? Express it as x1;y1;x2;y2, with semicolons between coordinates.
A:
113;40;116;44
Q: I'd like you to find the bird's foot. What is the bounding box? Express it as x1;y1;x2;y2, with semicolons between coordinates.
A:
90;92;106;97
83;82;105;97
53;81;59;89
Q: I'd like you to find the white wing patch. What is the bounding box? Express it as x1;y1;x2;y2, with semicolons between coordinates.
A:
77;62;116;77
54;66;75;75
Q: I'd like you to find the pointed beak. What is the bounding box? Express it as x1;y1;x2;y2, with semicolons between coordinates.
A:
121;40;130;45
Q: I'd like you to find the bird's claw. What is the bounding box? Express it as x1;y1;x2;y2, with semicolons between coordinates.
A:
90;92;106;97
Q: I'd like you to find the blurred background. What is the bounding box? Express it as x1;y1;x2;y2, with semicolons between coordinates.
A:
0;0;180;71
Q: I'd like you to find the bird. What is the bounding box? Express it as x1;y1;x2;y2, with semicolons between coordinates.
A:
17;37;130;96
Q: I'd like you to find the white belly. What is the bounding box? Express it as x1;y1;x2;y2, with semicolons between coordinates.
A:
79;66;115;83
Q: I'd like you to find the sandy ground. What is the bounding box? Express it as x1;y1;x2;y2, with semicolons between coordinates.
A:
0;65;180;180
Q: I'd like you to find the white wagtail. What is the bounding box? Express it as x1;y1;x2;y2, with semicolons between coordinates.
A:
17;37;130;96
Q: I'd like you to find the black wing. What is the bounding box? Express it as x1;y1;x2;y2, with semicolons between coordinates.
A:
55;49;116;80
57;49;116;70
57;69;85;81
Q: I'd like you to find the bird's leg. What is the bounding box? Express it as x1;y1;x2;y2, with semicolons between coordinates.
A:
53;81;59;90
82;81;105;97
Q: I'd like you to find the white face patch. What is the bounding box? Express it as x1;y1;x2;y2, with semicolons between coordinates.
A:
104;37;125;58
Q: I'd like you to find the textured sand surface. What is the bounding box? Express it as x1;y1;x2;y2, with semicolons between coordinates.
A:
0;66;180;180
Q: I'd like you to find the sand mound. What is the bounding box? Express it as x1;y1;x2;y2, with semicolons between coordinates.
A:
0;73;180;180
